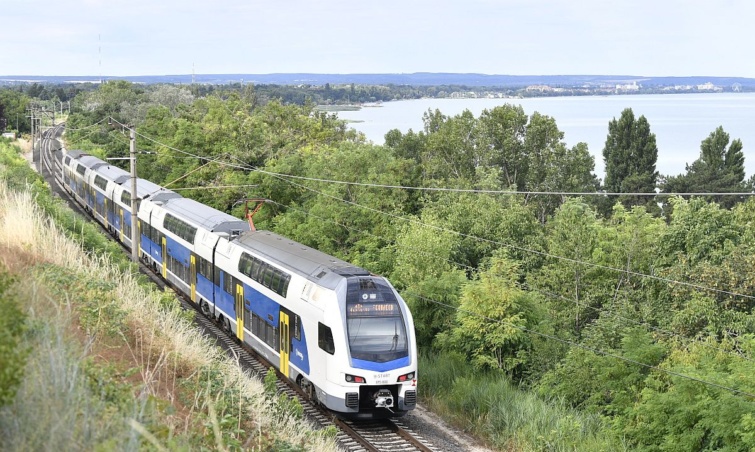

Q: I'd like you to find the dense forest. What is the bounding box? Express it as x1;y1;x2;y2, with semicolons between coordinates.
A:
4;80;755;450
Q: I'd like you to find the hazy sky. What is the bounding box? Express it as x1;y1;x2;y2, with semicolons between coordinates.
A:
3;0;755;77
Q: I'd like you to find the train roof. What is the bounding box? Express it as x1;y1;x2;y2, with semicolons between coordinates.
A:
65;149;86;159
235;230;370;290
123;178;181;202
77;155;106;170
160;197;250;235
93;164;130;184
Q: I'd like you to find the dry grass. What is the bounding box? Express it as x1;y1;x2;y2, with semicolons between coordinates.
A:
0;181;337;451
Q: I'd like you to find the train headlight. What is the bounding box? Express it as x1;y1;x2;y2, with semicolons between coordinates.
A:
397;372;415;382
345;374;365;384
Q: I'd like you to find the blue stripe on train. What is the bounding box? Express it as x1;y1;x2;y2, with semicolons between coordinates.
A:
351;356;410;372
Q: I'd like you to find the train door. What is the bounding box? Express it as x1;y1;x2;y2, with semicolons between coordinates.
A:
235;283;244;342
161;236;167;278
279;311;290;378
119;208;125;243
190;255;197;302
103;199;109;229
107;189;114;231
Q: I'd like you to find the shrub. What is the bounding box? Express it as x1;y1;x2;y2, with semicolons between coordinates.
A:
0;267;28;407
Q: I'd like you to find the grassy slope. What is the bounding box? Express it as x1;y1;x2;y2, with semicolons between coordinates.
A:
0;139;336;451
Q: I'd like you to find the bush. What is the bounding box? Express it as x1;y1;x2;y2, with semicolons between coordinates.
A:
0;267;28;407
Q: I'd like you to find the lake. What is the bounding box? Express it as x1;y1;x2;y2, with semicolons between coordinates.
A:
335;93;755;180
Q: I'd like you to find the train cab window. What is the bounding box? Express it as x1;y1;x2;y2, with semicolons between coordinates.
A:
318;322;335;355
345;278;408;363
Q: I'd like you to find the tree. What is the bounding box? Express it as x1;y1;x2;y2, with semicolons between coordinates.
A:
0;89;31;133
602;108;659;213
439;257;539;374
663;126;746;208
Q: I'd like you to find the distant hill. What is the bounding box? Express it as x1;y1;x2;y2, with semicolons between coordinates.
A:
2;73;755;88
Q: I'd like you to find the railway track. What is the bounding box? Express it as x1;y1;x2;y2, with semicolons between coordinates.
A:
37;126;440;452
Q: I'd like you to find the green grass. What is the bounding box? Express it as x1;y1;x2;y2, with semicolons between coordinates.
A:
0;140;337;451
419;350;624;451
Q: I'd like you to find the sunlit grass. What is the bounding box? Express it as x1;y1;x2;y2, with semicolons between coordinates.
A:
0;170;336;451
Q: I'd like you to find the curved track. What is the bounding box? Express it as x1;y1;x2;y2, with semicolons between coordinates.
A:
37;126;440;452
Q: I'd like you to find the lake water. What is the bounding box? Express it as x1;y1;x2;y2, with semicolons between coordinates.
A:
336;93;755;180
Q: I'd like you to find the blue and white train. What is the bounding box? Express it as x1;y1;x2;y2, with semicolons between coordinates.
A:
58;148;418;419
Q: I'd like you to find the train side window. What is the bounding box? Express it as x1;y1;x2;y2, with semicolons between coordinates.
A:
293;315;301;341
250;258;262;281
279;274;290;298
318;323;335;355
120;190;131;207
263;267;274;288
223;273;233;294
270;271;281;293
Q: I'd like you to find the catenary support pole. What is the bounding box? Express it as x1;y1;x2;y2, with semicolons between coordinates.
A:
130;127;139;263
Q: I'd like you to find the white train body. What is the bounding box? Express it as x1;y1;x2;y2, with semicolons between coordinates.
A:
58;149;418;419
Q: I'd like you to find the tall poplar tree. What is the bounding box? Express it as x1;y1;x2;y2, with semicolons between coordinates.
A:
602;108;659;213
663;126;745;208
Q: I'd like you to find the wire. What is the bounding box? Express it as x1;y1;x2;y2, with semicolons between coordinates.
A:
172;184;259;191
107;117;755;198
57;116;109;132
523;282;755;364
251;167;755;197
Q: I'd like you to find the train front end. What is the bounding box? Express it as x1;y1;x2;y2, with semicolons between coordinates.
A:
336;276;418;419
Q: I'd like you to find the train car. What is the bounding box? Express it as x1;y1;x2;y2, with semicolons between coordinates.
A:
111;179;177;250
137;196;249;313
216;230;418;419
62;151;105;209
86;164;130;231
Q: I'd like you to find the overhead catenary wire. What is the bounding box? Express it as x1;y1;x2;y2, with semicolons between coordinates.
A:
110;116;755;198
251;168;755;197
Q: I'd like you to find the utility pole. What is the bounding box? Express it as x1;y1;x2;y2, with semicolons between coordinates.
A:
129;127;139;263
29;110;35;151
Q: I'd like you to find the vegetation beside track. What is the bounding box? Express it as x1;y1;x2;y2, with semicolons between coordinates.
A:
0;139;336;451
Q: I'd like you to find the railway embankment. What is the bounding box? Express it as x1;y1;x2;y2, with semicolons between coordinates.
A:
0;139;337;451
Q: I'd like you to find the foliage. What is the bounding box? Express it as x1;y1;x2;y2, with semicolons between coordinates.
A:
663;126;747;208
619;338;755;451
36;81;755;450
439;257;541;374
0;89;31;133
602;108;659;213
419;350;621;451
0;268;28;407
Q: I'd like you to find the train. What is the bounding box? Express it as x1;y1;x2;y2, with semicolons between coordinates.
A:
55;146;418;419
